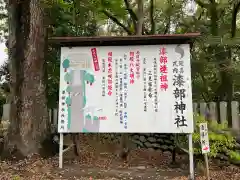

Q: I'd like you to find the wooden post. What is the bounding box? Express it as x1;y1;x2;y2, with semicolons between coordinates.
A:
200;123;210;180
200;102;207;118
204;154;210;180
220;101;227;125
231;101;240;131
209;102;217;122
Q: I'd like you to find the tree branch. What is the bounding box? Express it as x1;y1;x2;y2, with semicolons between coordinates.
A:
126;17;132;29
195;0;209;8
149;0;155;34
199;73;210;102
123;0;138;32
124;0;138;21
101;10;132;35
164;18;170;34
231;1;240;38
197;10;204;20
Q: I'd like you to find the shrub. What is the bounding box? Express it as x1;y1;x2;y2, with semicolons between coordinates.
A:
0;120;9;137
193;114;236;157
176;114;240;162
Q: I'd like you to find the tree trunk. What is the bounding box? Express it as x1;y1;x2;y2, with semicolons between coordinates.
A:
195;0;233;125
209;1;233;126
136;0;144;35
3;0;48;158
119;0;144;162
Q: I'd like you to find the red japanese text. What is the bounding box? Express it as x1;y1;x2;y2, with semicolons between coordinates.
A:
159;47;168;91
98;116;107;120
91;48;100;71
107;52;113;96
129;51;135;84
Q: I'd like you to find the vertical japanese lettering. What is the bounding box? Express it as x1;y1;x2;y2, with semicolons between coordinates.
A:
91;48;100;71
135;50;140;79
102;58;106;73
148;71;153;98
173;46;187;128
159;47;168;91
129;51;135;84
143;58;147;112
107;52;113;96
119;58;123;124
102;59;106;97
123;54;128;129
153;58;158;112
102;77;106;97
60;90;66;130
115;58;119;116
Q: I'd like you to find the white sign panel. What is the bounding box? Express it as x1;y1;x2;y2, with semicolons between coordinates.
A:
58;44;194;133
199;123;210;154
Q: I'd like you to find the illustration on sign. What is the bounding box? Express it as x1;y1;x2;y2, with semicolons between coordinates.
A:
58;44;194;133
199;123;210;154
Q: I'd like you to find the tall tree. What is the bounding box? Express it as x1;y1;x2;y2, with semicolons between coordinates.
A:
117;0;144;161
3;0;48;156
193;0;240;126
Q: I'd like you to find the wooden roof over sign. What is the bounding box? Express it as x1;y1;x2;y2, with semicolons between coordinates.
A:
48;33;201;47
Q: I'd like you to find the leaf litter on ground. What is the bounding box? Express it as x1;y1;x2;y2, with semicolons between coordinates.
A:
0;134;240;180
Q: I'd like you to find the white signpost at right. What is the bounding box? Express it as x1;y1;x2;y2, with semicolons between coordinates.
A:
199;122;210;180
200;123;210;154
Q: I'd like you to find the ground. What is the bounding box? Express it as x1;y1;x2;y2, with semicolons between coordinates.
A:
1;134;240;180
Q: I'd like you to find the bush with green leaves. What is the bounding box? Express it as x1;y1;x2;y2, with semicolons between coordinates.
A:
0;120;9;137
176;114;240;162
193;114;235;157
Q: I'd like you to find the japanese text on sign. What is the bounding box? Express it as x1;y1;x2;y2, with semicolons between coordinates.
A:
129;52;135;84
200;123;210;154
135;51;140;79
153;58;158;112
102;58;106;97
173;45;188;128
107;52;113;96
160;47;168;91
58;44;193;133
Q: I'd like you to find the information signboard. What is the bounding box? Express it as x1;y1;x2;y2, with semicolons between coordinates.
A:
58;44;193;133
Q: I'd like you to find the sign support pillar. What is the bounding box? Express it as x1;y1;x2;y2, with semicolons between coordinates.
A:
188;133;194;180
204;153;210;180
59;133;63;168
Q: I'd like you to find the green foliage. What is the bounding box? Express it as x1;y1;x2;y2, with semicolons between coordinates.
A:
177;114;240;162
0;120;9;137
0;0;239;110
192;114;236;158
45;0;240;106
0;0;100;108
12;175;21;180
44;0;99;107
0;94;5;117
0;0;7;41
0;87;6;117
229;150;240;162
